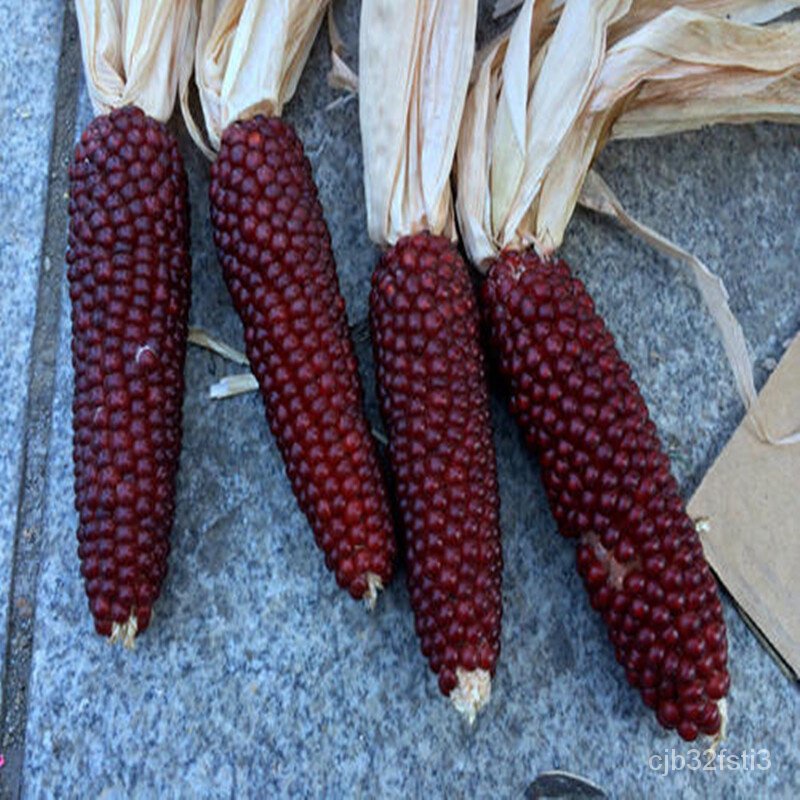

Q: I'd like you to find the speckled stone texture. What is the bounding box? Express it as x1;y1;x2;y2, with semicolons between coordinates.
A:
0;0;63;691
8;1;800;798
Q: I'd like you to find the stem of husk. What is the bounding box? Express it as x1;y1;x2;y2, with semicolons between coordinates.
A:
108;613;138;649
363;573;383;611
450;668;492;724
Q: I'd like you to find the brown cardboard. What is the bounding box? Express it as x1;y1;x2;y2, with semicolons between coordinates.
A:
689;333;800;679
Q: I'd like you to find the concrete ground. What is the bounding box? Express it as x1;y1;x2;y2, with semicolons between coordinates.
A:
1;1;798;797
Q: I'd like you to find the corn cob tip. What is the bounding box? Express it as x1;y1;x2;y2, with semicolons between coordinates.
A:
363;573;383;611
450;668;492;725
108;614;138;649
706;698;729;754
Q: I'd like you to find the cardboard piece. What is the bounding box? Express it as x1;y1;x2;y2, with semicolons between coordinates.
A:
689;333;800;679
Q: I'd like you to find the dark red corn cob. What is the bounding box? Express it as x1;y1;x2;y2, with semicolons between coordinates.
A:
208;115;395;600
482;249;729;741
67;106;191;640
370;233;502;714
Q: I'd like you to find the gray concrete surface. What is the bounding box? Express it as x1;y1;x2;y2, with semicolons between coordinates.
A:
2;1;799;798
0;0;64;717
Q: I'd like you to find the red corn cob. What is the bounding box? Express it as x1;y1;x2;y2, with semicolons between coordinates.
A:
67;106;191;641
482;249;729;741
208;115;395;600
370;232;502;716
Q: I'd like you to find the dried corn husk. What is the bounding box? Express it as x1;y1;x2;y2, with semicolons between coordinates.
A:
456;0;800;443
184;0;328;157
538;12;800;252
359;0;478;246
458;2;800;262
458;0;632;262
75;0;198;122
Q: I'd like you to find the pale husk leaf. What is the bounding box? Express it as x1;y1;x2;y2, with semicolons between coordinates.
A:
490;0;560;239
75;0;197;122
185;0;328;156
593;12;800;112
455;37;509;264
359;0;478;246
